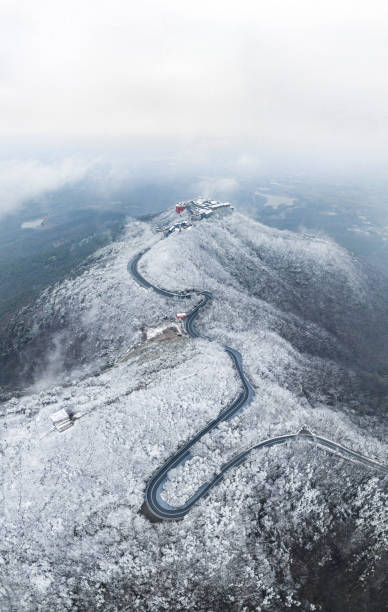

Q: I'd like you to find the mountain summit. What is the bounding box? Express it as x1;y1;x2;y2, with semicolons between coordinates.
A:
2;204;387;611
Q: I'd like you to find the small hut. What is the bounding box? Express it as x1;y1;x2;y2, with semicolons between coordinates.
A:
50;409;73;433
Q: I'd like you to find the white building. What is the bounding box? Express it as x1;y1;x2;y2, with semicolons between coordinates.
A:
50;409;73;433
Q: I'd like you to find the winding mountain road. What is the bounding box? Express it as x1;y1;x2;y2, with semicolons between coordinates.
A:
129;247;388;522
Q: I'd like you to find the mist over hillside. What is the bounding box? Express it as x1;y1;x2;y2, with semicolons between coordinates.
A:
1;206;387;611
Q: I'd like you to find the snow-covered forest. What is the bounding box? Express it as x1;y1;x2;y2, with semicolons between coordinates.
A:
1;207;387;611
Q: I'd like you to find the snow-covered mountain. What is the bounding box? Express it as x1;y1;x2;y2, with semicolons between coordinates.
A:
2;205;387;611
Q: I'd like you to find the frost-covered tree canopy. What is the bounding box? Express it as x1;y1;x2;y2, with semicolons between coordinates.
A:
1;209;387;611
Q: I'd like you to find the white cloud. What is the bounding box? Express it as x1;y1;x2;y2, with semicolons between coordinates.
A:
1;1;388;166
0;158;91;219
194;177;239;199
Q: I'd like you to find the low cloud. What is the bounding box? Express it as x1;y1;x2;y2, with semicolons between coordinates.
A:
2;1;388;168
194;177;239;199
0;157;91;220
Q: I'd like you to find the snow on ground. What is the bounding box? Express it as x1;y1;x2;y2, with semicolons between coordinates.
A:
1;208;387;610
140;213;388;506
6;220;198;392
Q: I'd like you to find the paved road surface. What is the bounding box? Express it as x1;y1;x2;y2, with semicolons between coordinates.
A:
129;249;388;522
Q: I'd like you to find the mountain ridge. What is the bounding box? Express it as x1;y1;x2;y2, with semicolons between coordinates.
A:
1;205;387;611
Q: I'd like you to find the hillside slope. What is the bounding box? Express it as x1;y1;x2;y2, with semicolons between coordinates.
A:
1;207;387;611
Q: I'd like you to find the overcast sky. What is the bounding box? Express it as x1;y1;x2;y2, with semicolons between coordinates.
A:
1;0;388;170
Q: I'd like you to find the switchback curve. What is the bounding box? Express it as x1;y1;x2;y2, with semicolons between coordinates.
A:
129;247;387;522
